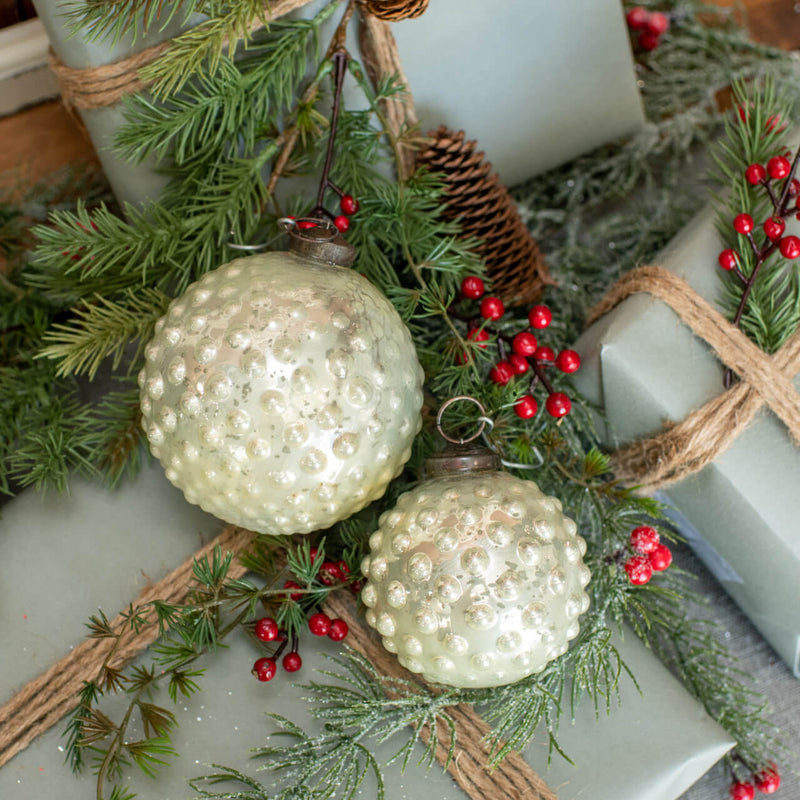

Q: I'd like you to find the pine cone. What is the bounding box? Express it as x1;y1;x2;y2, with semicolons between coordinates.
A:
417;127;550;306
361;0;429;22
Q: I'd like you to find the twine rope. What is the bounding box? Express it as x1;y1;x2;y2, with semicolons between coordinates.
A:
586;265;800;491
0;525;254;768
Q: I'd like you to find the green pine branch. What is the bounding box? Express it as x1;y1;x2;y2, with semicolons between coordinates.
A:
38;288;170;379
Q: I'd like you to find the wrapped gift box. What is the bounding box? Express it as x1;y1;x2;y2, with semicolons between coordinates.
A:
573;206;800;677
0;463;732;800
32;0;643;208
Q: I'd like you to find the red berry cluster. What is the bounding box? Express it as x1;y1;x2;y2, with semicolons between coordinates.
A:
626;6;670;51
718;151;800;275
623;525;672;585
730;763;781;799
251;547;356;683
251;611;349;683
333;194;359;233
457;277;581;419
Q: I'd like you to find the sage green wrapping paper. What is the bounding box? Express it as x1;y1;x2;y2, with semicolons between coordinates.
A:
32;0;643;208
1;463;732;800
573;206;800;677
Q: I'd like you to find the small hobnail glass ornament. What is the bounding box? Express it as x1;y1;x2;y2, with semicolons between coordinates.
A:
360;415;591;688
139;222;424;535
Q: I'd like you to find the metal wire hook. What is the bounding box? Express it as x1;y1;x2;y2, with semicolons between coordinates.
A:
435;396;488;444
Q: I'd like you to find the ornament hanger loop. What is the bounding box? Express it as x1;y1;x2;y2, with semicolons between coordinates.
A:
436;395;489;444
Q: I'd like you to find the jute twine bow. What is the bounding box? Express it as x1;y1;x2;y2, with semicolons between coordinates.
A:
586;265;800;492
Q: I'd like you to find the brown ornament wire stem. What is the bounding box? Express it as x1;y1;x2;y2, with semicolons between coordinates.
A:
309;49;350;220
263;0;357;206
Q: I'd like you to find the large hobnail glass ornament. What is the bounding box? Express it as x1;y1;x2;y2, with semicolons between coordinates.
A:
138;221;424;535
360;398;591;688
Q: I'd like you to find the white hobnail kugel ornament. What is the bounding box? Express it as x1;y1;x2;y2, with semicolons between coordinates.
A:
361;455;591;688
138;242;423;535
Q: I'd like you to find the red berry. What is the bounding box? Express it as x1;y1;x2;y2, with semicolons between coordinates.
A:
545;392;571;418
308;612;331;636
555;349;581;373
625;555;653;585
282;652;302;672
283;580;303;601
514;395;538;419
318;561;344;586
528;305;552;329
718;249;739;271
480;296;505;320
489;361;515;385
467;327;489;345
460;276;485;299
649;543;673;572
253;657;277;682
765;114;785;134
745;164;766;185
255;617;280;641
733;213;754;235
780;235;800;259
328;618;349;641
644;10;669;35
340;194;359;215
509;353;530;374
767;155;791;180
336;559;350;576
630;525;660;553
754;765;780;794
296;220;317;229
730;782;755;800
512;331;538;356
638;31;661;51
789;178;800;197
333;215;350;233
763;217;785;241
309;547;319;564
458;328;489;364
534;346;555;362
626;6;649;29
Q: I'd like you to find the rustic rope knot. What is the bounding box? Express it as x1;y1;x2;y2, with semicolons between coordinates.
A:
586;265;800;492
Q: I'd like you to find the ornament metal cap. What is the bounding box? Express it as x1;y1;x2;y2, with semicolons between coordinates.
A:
424;443;501;477
282;217;356;267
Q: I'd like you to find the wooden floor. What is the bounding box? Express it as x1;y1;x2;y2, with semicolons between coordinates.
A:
0;0;799;189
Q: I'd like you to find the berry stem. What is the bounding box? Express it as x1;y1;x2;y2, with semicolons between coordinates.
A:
529;358;556;395
777;146;800;210
762;180;780;210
